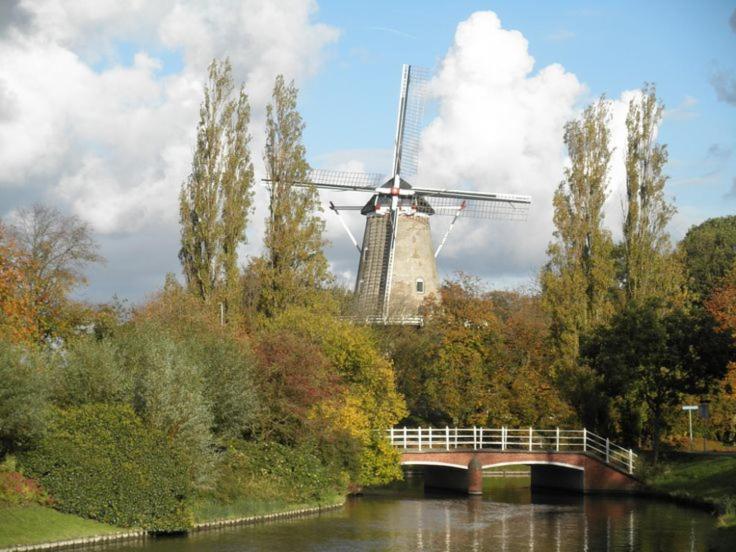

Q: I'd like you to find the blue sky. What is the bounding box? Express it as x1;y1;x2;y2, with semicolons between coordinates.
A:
0;1;734;301
299;1;735;221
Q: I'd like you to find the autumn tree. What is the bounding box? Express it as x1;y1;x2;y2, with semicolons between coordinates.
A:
704;263;736;443
386;277;573;428
541;99;616;370
0;223;38;344
621;84;682;305
262;306;407;487
179;58;254;306
255;75;330;317
7;204;103;338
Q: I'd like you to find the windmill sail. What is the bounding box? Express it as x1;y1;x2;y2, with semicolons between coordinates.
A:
393;65;431;178
267;169;386;192
413;188;532;221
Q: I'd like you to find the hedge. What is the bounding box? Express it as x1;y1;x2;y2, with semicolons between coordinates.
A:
21;404;191;532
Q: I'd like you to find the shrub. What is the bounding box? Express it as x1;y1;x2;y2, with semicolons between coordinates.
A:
0;456;49;506
21;404;191;531
213;440;345;505
0;342;48;455
50;337;133;408
114;325;215;488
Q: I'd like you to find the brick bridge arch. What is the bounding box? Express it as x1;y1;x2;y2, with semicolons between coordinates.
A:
400;450;641;495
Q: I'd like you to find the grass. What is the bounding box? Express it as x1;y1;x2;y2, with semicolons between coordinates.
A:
192;493;344;524
0;504;122;548
645;453;736;532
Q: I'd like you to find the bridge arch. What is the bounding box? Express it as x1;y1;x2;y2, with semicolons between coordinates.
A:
401;460;468;470
481;460;584;471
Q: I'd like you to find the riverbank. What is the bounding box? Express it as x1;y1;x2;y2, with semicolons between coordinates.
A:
644;452;736;540
0;497;345;551
0;504;126;549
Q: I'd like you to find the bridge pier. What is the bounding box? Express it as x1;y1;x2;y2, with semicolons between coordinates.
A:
421;457;484;495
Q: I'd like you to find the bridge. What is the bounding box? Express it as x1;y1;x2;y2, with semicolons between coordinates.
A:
387;427;641;495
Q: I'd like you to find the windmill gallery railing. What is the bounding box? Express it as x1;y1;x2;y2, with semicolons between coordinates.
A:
387;427;637;475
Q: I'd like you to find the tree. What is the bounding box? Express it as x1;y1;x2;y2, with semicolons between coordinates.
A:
585;300;733;462
541;99;616;370
256;75;330;317
262;305;407;487
385;278;573;429
7;204;103;337
622;84;682;305
0;223;38;343
179;58;254;305
681;215;736;302
706;263;736;444
0;342;48;455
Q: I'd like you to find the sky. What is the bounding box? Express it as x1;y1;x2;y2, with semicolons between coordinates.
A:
0;0;734;303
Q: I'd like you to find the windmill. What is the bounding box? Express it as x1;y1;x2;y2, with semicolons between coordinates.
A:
266;65;531;324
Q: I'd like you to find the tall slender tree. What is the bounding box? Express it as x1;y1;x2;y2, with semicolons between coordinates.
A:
257;75;330;317
622;84;681;304
542;99;616;370
179;59;254;305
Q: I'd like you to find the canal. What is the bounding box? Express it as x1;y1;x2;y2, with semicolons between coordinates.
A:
106;470;730;551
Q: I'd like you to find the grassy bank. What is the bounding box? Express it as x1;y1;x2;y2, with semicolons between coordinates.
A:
645;453;736;540
0;496;346;549
192;494;345;524
0;504;122;548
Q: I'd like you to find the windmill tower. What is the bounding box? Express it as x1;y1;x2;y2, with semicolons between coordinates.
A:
267;65;531;324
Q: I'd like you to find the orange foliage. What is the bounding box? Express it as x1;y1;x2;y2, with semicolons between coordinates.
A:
706;264;736;339
0;224;38;344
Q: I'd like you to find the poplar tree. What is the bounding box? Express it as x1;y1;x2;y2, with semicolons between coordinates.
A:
542;99;616;370
179;59;254;304
257;75;330;317
622;84;681;305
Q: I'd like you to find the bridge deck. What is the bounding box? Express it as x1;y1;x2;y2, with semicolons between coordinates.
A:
388;427;636;475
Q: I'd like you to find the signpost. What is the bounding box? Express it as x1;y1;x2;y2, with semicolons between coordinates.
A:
683;405;698;450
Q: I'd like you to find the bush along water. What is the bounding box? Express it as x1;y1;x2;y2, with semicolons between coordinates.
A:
21;404;192;532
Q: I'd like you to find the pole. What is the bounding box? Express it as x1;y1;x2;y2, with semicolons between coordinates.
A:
688;409;693;451
329;202;361;253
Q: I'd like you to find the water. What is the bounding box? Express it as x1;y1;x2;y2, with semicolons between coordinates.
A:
105;475;731;551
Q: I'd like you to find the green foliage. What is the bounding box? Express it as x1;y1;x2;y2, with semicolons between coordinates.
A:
134;283;261;442
50;338;133;408
584;301;733;461
542;98;616;372
0;342;48;455
211;440;345;506
179;58;254;303
256;75;331;317
115;325;215;487
21;404;191;531
622;84;682;305
681;215;736;301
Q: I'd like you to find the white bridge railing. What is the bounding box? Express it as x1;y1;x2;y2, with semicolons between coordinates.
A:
387;427;636;475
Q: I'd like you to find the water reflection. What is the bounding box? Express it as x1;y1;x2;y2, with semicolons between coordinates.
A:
102;472;731;552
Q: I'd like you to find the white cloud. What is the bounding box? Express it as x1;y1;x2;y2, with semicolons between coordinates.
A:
0;0;338;300
416;11;596;282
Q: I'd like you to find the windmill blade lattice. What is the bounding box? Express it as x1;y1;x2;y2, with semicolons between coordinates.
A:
396;66;431;177
418;195;530;221
265;169;387;192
